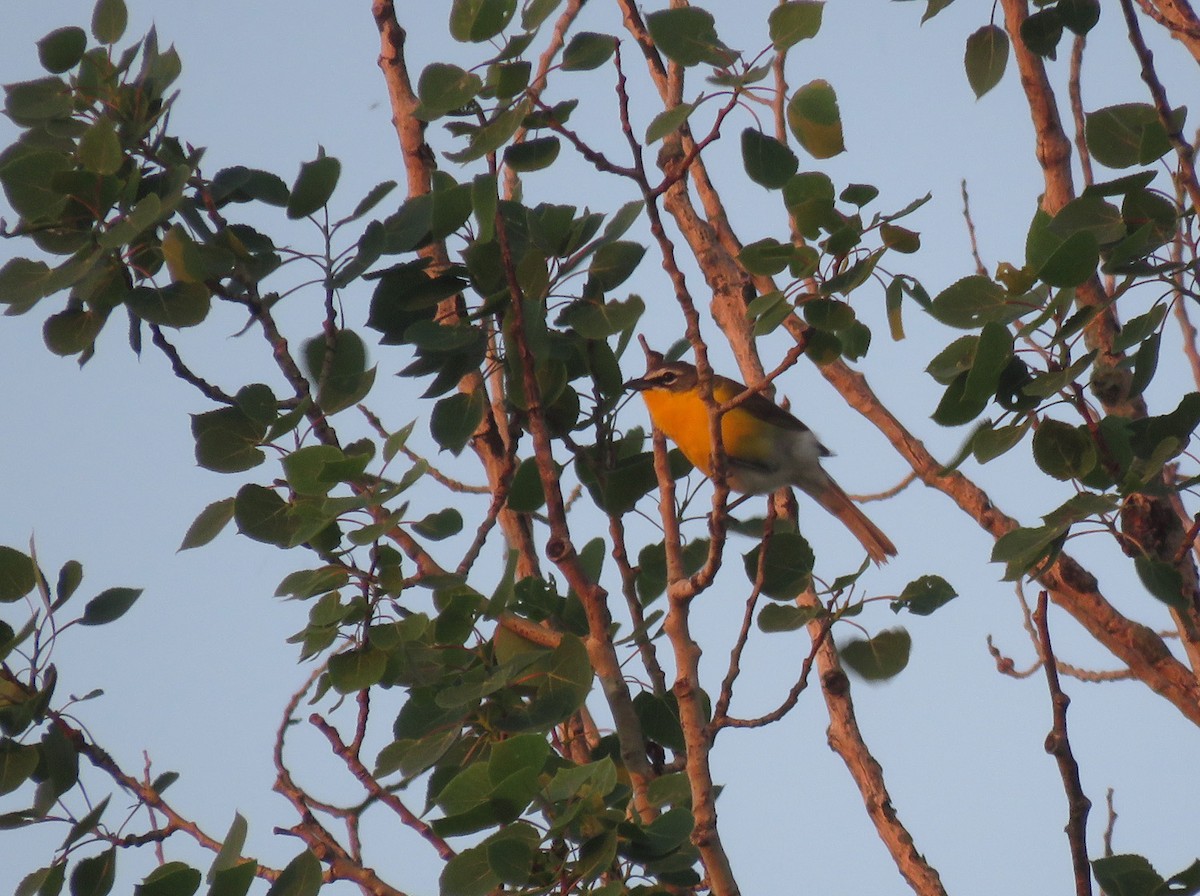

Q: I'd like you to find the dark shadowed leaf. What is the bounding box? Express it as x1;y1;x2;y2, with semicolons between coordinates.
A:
561;32;616;70
91;0;127;44
431;390;486;455
645;102;696;144
0;739;38;795
136;862;201;896
769;1;824;50
1086;103;1186;169
890;575;957;615
1032;419;1097;480
265;851;322;896
80;587;142;626
417;63;483;116
286;154;341;219
329;647;388;693
191;407;266;473
743;532;814;599
414;508;464;540
450;0;517;43
646;7;737;67
1134;556;1187;610
70;848;117;896
503;137;560;172
1059;0;1100;34
757;602;823;633
38;27;87;74
741;128;798;189
441;846;500;896
0;546;36;603
840;628;911;680
1090;854;1164;896
179;498;237;552
964;25;1008;98
588;241;645;291
1020;7;1063;59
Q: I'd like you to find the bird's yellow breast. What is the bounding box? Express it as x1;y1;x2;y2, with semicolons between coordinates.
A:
640;384;776;475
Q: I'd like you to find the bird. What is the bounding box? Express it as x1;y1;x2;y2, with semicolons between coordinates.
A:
625;358;897;564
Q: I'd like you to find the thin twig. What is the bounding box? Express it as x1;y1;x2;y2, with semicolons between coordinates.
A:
960;180;988;277
1068;36;1094;189
1032;592;1093;896
1118;0;1200;212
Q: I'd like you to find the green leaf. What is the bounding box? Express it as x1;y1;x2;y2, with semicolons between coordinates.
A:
1086;103;1186;169
787;79;845;159
840;628;911;680
992;523;1067;580
503;137;560;172
0;257;53;312
928;275;1023;329
646;8;736;67
739;239;795;276
0;546;37;603
328;647;388;693
208;813;249;882
741;128;799;189
264;851;322;896
303;329;373;415
38;27;88;74
757;602;823;633
973;419;1030;462
1128;331;1160;399
440;846;500;896
1091;854;1165;896
445;101;528;163
881;222;920;254
769;1;824;50
1035;230;1098;288
286;154;341;219
961;321;1014;407
1020;7;1063;59
91;0;127;44
1134;556;1187;610
588;240;646;291
191;407;266;473
55;559;84;607
79;118;123;176
135;862;201;896
450;0;517;42
964;25;1008;99
561;32;616;71
507;457;546;512
742;532;814;599
417;63;483;117
0;739;39;795
126;283;212;328
43;307;103;357
645;102;696;143
69;848;116;896
1059;0;1100;34
485;823;540;885
79;587;142;626
234;484;296;547
890;575;957;615
414;508;463;541
431;390;486;455
1032;419;1097;480
633;692;686;752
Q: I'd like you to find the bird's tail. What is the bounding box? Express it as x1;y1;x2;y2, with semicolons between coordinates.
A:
810;477;897;565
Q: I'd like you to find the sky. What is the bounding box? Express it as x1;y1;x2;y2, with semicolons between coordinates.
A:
2;1;1199;894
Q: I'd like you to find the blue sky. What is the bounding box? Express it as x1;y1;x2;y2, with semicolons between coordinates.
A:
2;2;1199;894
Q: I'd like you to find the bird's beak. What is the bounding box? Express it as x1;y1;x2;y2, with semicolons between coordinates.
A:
624;377;650;392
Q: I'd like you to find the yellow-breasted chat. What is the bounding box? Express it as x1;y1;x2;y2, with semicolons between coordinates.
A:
625;357;897;564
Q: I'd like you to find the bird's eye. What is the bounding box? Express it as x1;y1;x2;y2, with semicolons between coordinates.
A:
659;371;676;385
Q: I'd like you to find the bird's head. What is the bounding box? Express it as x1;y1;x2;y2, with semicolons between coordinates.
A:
624;360;698;395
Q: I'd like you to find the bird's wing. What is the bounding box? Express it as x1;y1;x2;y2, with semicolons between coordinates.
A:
714;377;833;457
